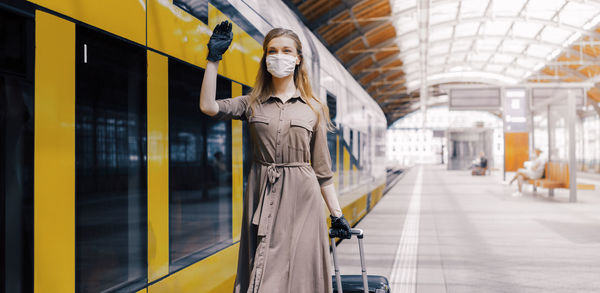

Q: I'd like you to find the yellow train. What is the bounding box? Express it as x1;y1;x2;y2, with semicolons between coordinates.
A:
0;0;387;292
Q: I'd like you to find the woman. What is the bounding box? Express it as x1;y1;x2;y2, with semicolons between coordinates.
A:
199;21;352;293
508;148;545;197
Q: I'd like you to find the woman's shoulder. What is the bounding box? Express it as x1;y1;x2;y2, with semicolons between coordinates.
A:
232;94;250;100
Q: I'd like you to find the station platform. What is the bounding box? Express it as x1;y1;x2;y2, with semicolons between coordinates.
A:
334;165;600;293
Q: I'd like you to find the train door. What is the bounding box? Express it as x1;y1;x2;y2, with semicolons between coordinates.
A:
167;59;234;272
326;92;337;173
0;5;35;293
75;25;148;292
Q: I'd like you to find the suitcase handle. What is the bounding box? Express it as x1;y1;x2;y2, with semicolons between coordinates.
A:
329;229;368;293
329;228;363;239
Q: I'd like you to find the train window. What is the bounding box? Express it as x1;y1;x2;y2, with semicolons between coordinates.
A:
168;59;233;271
0;8;29;77
75;25;147;292
326;92;337;121
173;0;209;24
0;7;34;293
326;92;337;172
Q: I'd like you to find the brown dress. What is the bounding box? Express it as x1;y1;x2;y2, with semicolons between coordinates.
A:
214;90;334;293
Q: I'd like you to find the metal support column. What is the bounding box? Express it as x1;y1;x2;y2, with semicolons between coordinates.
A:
418;0;430;127
547;104;554;197
568;90;577;202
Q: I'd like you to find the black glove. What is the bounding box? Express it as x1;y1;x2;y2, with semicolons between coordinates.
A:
330;215;351;239
207;20;233;62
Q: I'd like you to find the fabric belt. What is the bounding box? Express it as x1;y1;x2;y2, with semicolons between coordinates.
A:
252;160;310;236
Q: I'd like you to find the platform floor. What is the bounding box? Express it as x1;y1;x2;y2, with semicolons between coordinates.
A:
333;165;600;293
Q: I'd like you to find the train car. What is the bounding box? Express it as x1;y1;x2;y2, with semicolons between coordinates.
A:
0;0;386;292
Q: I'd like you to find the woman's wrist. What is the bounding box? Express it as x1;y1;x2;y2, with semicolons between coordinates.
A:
206;60;220;68
330;210;342;218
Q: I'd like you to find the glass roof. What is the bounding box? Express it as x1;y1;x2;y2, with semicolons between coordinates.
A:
391;0;600;91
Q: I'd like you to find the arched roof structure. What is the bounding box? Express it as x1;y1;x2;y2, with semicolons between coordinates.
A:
286;0;600;125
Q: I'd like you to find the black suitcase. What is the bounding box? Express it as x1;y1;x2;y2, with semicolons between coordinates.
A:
330;229;391;293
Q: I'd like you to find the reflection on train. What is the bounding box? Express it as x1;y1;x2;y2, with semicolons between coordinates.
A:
0;0;386;292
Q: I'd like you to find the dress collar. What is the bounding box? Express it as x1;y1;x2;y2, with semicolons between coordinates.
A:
262;88;306;104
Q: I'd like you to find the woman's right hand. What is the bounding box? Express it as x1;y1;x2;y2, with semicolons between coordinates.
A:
207;20;233;62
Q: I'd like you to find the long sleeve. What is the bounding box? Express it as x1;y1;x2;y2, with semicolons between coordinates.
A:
310;105;334;187
212;95;249;120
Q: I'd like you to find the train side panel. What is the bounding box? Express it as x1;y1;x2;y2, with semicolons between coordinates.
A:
4;0;388;292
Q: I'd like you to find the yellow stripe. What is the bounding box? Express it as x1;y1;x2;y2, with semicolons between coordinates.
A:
147;2;261;85
34;10;75;293
341;194;368;226
147;51;170;281
148;243;239;293
343;147;350;189
210;4;262;85
231;83;244;242
333;135;339;190
577;184;596;190
29;0;146;45
137;289;148;293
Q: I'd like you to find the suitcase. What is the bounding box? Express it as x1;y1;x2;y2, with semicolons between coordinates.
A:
330;228;391;293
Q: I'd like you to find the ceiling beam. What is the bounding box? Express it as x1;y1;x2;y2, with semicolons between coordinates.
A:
401;16;600;40
330;20;388;52
370;78;406;86
555;65;591;80
348;46;400;54
376;89;409;96
355;54;404;79
345;38;399;68
307;0;362;31
443;0;462;72
398;36;600;62
482;0;532;74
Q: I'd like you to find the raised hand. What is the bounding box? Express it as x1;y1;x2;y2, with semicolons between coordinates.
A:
207;20;233;62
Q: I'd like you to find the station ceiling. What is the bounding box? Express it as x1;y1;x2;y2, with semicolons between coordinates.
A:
286;0;600;125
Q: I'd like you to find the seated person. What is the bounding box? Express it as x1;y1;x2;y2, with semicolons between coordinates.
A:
471;151;488;176
509;148;545;197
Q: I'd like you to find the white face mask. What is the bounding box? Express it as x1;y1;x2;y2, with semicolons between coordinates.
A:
266;54;298;78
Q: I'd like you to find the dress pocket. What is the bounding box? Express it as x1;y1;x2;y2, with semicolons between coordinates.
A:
289;119;313;141
288;119;313;162
249;115;270;124
289;119;312;131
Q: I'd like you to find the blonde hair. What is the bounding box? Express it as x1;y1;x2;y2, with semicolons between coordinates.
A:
248;28;334;130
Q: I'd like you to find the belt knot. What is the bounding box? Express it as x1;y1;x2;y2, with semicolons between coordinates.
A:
266;164;281;184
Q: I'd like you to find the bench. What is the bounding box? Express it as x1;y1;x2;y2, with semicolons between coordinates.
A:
525;162;595;196
471;166;488;176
